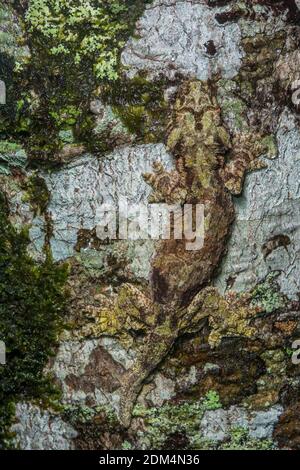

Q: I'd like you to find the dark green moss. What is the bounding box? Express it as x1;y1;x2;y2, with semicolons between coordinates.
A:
0;192;68;448
101;75;169;144
21;174;50;216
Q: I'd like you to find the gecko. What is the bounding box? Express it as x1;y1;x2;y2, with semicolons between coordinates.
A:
117;79;269;427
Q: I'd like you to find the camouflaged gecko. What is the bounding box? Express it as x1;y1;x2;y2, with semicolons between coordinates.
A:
145;80;268;307
117;79;270;427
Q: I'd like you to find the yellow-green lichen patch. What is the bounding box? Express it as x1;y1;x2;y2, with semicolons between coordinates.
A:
24;0;150;81
2;1;154;162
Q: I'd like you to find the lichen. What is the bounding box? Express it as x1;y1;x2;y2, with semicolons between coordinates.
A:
221;427;275;451
2;1;153;162
132;400;208;450
62;403;125;450
202;390;222;410
63;403;117;426
24;0;149;81
251;272;287;314
122;395;275;450
0;141;27;175
0;1;295;446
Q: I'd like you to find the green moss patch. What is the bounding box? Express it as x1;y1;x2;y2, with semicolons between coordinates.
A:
0;192;68;448
101;75;168;143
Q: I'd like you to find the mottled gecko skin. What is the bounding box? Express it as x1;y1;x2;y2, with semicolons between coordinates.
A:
118;79;268;427
149;80;267;308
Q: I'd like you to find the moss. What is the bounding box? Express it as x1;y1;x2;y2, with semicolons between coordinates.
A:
0;141;21;153
101;75;169;143
0;192;69;448
21;173;50;216
0;402;16;450
202;390;222;410
0;2;30;135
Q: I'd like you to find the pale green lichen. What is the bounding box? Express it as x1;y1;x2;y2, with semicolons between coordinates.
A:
261;135;278;159
62;403;117;426
24;0;144;80
221;427;275;451
58;129;75;144
251;272;286;314
132;401;206;450
127;395;274;450
0;141;27;175
121;440;133;450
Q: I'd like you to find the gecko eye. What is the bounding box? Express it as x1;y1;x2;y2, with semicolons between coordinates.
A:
204;40;217;56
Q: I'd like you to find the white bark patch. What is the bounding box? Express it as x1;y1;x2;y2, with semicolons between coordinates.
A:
121;0;244;80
